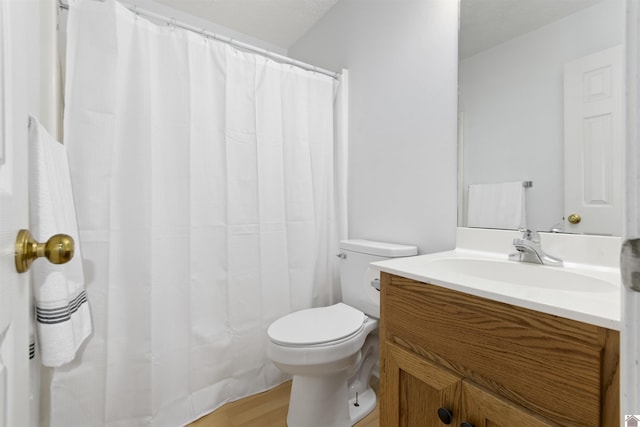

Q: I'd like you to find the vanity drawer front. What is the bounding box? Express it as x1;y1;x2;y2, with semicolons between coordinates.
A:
381;273;619;427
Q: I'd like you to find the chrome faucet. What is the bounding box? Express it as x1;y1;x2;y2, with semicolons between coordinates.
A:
509;229;563;267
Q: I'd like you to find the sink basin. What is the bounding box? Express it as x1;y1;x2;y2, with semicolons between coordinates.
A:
422;258;618;293
370;231;622;329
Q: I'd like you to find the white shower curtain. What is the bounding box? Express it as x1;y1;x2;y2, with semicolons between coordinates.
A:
54;0;342;425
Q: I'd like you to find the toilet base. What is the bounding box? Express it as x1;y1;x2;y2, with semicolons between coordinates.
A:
286;373;376;427
286;372;350;427
348;387;376;425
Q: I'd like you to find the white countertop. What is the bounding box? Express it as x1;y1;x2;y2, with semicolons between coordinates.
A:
370;228;622;330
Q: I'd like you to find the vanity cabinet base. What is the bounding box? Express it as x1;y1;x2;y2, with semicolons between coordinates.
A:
380;273;619;427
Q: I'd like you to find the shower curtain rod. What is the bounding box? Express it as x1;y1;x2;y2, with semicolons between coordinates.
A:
58;0;340;80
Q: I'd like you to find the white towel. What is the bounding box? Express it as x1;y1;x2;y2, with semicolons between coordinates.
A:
467;181;526;230
28;116;92;367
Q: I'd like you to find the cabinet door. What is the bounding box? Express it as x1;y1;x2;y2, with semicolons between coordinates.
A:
381;342;462;427
460;381;558;427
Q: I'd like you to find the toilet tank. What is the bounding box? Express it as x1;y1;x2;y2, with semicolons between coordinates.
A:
339;239;417;319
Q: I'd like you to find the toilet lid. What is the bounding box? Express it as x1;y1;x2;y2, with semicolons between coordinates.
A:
268;303;366;346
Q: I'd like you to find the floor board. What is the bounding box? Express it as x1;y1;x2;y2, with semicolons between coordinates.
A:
188;381;379;427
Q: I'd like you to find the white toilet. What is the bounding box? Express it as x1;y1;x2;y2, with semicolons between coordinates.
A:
267;239;417;427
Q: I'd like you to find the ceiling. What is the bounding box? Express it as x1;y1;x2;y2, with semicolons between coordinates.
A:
153;0;341;49
459;0;603;58
139;0;604;56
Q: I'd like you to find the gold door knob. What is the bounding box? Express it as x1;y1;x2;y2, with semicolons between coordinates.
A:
15;229;74;273
567;213;582;225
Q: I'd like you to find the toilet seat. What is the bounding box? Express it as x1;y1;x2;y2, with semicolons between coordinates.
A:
268;303;365;347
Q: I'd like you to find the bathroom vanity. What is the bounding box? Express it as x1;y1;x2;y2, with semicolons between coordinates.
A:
373;228;621;427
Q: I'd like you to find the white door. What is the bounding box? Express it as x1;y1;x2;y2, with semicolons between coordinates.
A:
563;45;623;235
0;0;33;426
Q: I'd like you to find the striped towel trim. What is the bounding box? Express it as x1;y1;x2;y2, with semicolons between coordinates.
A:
36;291;88;325
29;340;35;360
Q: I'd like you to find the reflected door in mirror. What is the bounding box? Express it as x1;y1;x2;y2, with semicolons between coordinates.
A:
564;45;623;236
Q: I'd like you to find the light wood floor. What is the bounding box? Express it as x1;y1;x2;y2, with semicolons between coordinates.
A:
188;380;379;427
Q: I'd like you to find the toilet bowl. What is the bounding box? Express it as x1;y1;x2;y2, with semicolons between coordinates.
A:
266;239;417;427
267;303;379;427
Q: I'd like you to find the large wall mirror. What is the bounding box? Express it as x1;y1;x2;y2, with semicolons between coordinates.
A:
458;0;625;236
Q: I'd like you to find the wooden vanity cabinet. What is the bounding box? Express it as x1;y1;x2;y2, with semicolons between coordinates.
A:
379;273;620;427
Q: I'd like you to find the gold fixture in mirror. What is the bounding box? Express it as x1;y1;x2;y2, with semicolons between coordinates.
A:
567;213;581;225
15;229;75;273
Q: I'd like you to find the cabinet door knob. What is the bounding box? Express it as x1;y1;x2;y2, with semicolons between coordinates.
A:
460;423;475;427
437;407;453;424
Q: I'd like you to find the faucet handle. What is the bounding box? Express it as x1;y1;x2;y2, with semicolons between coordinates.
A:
520;229;540;243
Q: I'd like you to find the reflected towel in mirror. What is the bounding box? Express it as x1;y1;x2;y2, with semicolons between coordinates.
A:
467;181;527;230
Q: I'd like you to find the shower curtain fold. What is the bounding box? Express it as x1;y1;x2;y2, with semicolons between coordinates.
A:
55;0;342;425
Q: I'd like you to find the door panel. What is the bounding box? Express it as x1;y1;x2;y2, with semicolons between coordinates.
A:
461;381;558;427
0;1;32;426
382;342;462;427
564;45;623;235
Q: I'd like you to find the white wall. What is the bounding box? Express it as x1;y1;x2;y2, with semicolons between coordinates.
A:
460;0;625;232
289;0;459;254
